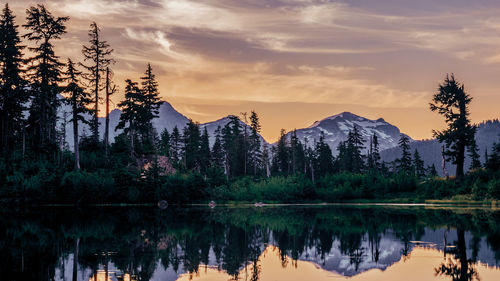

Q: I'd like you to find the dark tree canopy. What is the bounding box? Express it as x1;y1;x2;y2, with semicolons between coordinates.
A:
430;74;475;178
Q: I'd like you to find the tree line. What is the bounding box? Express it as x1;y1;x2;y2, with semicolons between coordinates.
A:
1;4;500;204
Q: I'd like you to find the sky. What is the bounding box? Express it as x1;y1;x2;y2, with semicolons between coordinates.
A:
8;0;500;142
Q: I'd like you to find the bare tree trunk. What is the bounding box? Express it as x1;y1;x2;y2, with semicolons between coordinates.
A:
105;67;110;161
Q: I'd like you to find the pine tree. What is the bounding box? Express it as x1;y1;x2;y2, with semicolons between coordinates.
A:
0;4;27;154
23;4;69;153
249;111;262;176
170;126;181;168
159;129;170;157
116;79;143;155
211;126;224;170
62;58;91;170
367;134;381;171
430;74;475;178
413;149;425;178
273;129;289;174
346;126;365;173
182;120;201;171
315;132;334;176
467;136;481;170
81;22;113;144
427;164;438;178
199;127;211;174
397;134;412;174
140;63;161;144
290;130;305;174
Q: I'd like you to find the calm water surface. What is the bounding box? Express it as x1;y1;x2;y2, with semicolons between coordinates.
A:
1;205;500;281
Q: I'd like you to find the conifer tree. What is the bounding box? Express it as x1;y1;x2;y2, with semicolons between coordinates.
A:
183;120;201;171
199;127;211;173
427;164;438;178
430;74;475;178
249;111;262;176
397;134;412;174
0;4;27;153
81;22;113;144
367;134;381;171
346;126;365;173
413;149;425;178
140;63;161;144
23;4;69;152
159;129;170;157
467;136;481;170
211;126;224;170
290;130;305;174
104;67;117;159
273;129;289;174
315;132;334;176
116;79;143;155
62;58;91;170
170;126;181;168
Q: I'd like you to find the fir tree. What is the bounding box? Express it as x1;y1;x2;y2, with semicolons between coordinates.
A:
159;129;170;157
273;129;289;174
211;126;224;170
467;136;481;170
140;63;161;144
427;164;438;178
23;4;69;152
116;79;143;155
62;58;91;170
170;126;181;168
346;126;365;173
315;132;334;176
249;111;262;176
413;149;425;178
430;74;475;178
81;22;113;144
367;134;381;171
397;134;412;174
183;120;201;171
199;127;211;174
0;4;27;153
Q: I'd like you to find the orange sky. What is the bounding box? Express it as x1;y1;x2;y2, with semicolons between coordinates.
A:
9;0;500;142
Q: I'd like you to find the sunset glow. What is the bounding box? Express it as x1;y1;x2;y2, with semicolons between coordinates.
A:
8;0;500;141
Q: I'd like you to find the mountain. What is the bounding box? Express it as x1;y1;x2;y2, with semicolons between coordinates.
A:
199;115;268;148
380;119;500;175
60;101;190;150
285;112;410;155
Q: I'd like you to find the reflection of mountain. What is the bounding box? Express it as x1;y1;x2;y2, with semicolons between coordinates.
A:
3;206;500;281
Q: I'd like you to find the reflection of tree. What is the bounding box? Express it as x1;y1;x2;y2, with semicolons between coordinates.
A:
2;207;500;280
435;229;480;281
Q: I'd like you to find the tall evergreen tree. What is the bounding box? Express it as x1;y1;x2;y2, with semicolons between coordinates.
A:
140;63;161;144
249;111;262;176
290;130;305;175
273;129;289;174
367;134;381;171
170;126;181;168
199;127;211;174
211;126;224;170
315;132;334;177
182;120;201;171
346;126;365;173
23;4;69;153
397;134;412;174
413;149;425;178
159;129;170;157
104;67;117;159
467;136;481;170
62;58;91;170
0;4;26;154
430;74;475;178
116;79;143;155
81;22;113;144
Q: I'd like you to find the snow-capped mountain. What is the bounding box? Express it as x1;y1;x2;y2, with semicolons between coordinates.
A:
285;112;411;155
60;101;190;150
200;115;268;148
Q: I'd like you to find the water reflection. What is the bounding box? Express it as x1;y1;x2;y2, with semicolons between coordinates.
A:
1;206;500;281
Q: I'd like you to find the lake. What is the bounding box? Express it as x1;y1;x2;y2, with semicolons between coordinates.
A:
1;204;500;281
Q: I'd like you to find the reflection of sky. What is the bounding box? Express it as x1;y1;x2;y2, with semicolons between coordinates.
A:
53;227;500;281
8;0;500;141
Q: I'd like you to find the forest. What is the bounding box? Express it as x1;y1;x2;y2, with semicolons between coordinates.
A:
1;4;500;205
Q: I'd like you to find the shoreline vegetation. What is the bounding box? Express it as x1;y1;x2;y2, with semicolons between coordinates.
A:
1;4;500;207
